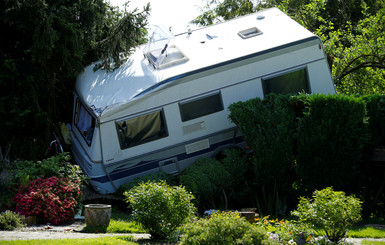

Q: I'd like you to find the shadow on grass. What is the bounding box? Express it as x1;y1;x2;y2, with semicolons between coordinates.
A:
81;225;109;233
135;238;177;245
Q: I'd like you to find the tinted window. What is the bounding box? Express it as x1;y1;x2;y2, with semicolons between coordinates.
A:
74;99;95;146
179;93;224;122
116;110;168;149
262;68;310;95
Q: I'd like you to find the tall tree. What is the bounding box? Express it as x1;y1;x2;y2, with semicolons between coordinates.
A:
0;0;150;159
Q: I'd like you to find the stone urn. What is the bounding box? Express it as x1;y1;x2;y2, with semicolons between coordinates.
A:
84;204;112;228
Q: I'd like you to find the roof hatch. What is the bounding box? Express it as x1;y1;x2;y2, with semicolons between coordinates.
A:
144;26;188;69
238;27;263;39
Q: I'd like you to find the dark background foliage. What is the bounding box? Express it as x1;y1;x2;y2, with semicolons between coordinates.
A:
0;0;149;159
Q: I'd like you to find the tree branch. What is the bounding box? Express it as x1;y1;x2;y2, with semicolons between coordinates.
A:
336;53;385;82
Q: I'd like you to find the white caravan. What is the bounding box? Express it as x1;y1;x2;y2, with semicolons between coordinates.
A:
71;8;336;194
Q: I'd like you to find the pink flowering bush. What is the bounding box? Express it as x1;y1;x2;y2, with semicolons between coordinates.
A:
12;176;82;225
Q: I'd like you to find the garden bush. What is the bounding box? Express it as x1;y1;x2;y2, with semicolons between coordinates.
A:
296;94;370;193
255;215;315;244
363;95;385;148
0;152;84;212
12;176;82;225
9;152;84;185
0;210;24;231
125;180;196;240
229;94;297;215
219;148;251;208
179;158;232;211
180;211;276;245
291;187;362;243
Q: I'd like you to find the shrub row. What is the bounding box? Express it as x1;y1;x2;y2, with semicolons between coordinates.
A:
124;181;361;244
228;94;384;216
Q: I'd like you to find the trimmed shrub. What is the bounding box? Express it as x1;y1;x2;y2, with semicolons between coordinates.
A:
180;211;276;245
363;95;385;147
291;187;362;243
0;210;24;231
125;180;196;240
229;94;297;215
296;94;370;192
12;176;82;225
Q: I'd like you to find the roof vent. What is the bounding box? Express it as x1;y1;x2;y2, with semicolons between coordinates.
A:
144;26;188;69
238;27;263;39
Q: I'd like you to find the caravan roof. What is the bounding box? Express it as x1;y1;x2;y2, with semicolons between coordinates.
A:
75;7;316;118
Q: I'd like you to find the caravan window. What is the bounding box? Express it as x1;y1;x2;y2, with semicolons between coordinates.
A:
179;92;224;122
74;99;95;146
116;110;168;149
262;68;310;95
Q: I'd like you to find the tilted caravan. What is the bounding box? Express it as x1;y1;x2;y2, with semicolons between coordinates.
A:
71;8;335;194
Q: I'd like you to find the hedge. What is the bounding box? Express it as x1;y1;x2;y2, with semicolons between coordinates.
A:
228;93;384;215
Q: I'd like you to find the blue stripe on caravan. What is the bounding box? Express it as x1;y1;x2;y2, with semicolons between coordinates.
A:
91;136;244;184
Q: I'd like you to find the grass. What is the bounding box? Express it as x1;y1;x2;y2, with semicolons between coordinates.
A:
82;210;146;234
348;226;385;238
362;240;385;245
0;236;138;245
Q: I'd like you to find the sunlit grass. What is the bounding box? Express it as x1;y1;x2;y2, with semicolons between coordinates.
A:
348;226;385;238
0;236;138;245
362;240;385;245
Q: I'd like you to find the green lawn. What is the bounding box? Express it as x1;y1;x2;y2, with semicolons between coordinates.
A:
348;226;385;238
1;236;138;245
362;240;385;245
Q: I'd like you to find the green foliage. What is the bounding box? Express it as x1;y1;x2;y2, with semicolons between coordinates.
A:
255;216;315;244
0;178;14;212
348;226;385;239
10;152;84;185
229;94;297;216
292;187;362;243
0;153;84;212
125;181;196;240
180;211;276;245
179;149;250;211
94;4;150;71
6;152;84;194
296;94;370;193
0;236;138;245
0;210;24;231
362;241;385;245
192;0;256;26
321;7;385;94
362;95;385;147
0;0;150;159
179;158;233;211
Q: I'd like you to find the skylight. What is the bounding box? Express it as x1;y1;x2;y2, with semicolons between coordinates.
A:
143;26;188;69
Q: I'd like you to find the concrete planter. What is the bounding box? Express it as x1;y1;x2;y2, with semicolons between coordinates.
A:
84;204;112;228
